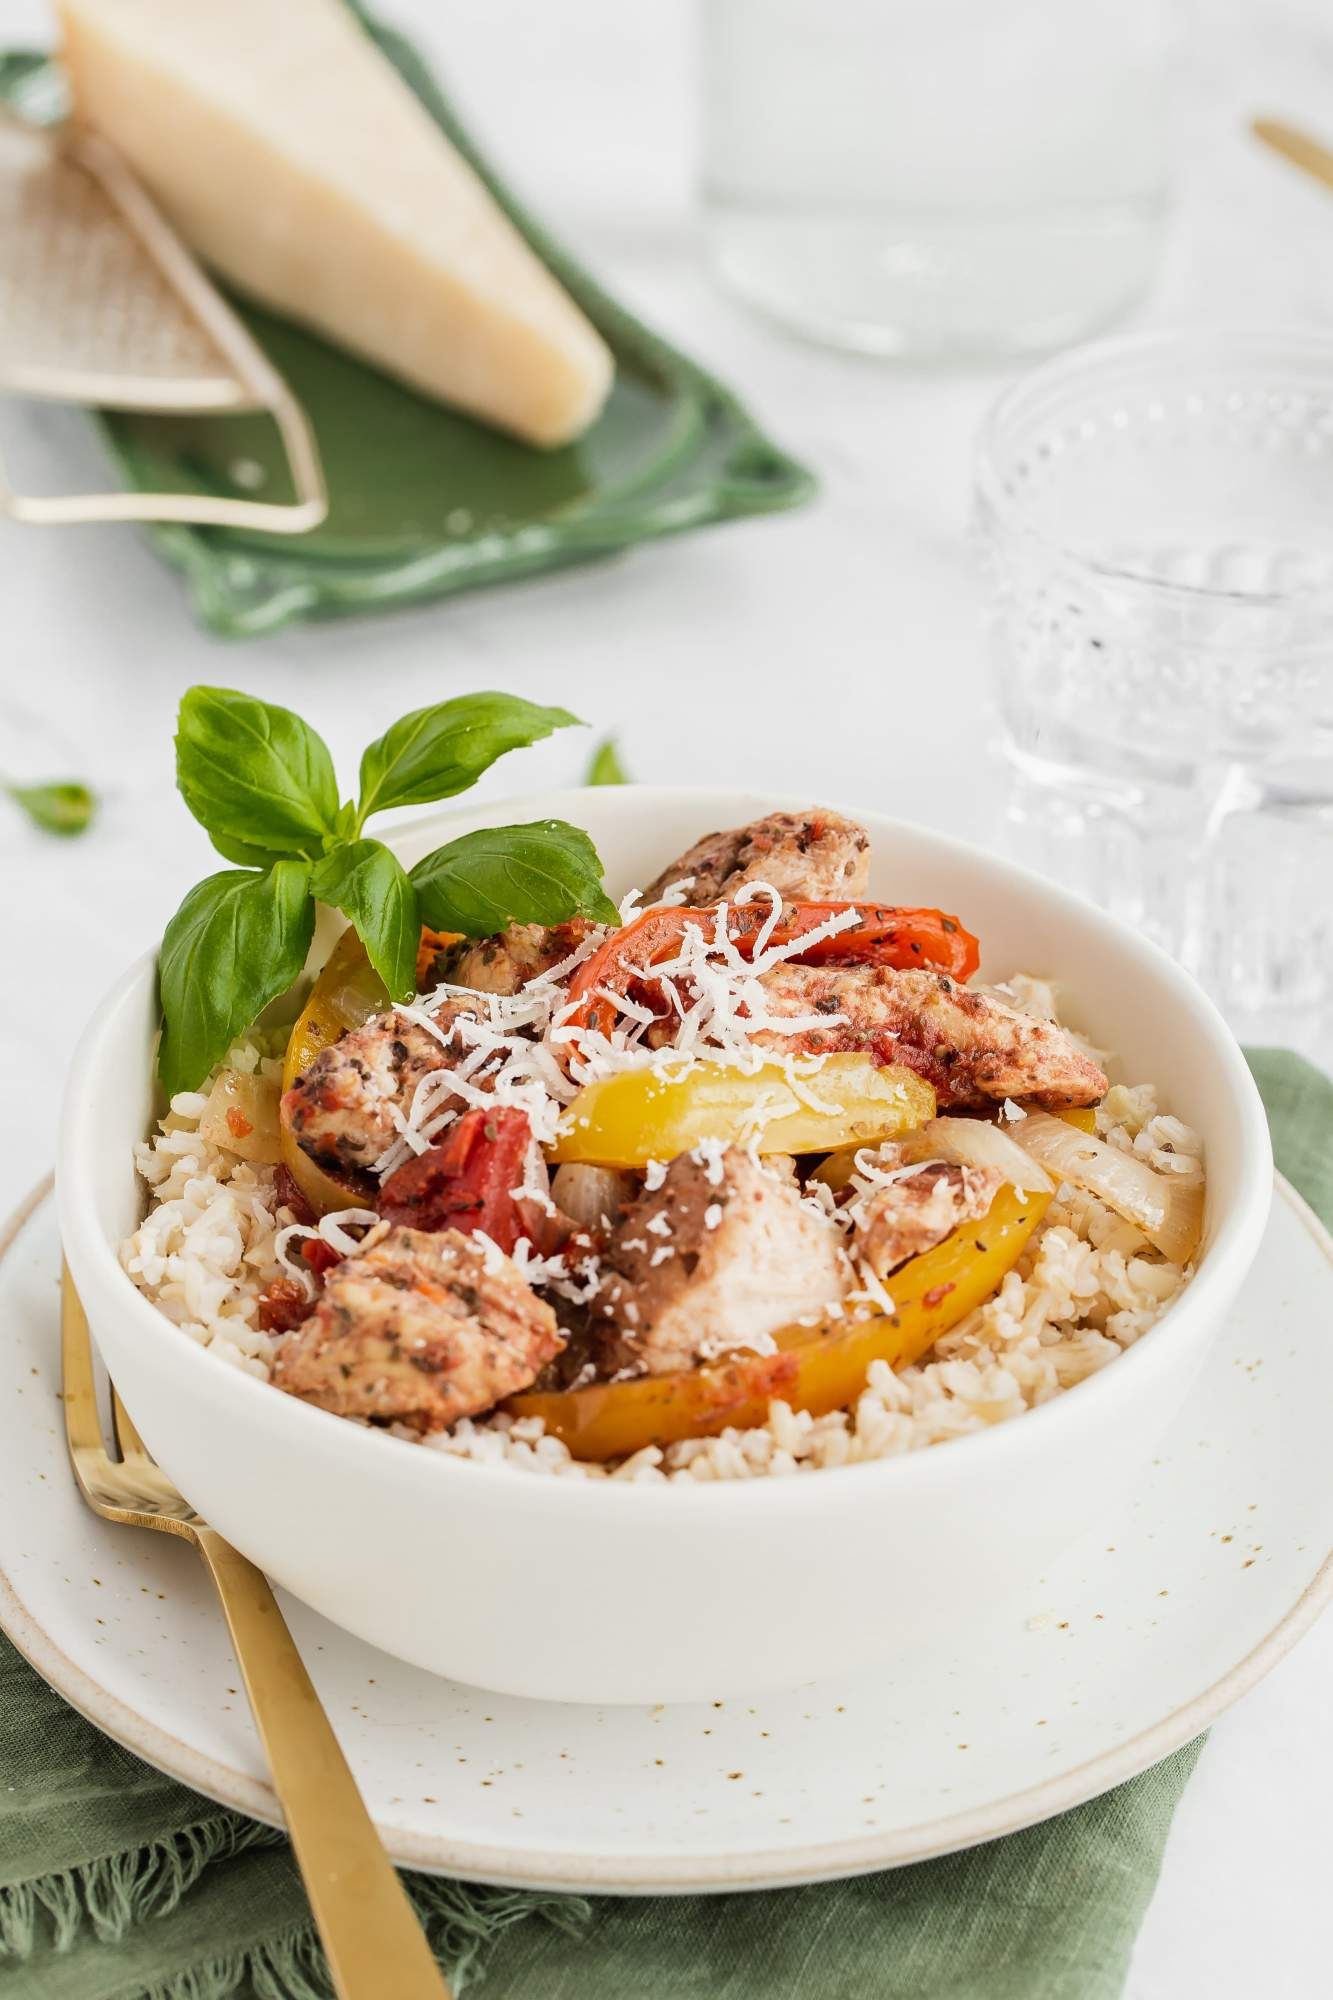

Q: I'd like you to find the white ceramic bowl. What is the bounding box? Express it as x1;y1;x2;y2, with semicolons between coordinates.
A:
59;788;1272;1704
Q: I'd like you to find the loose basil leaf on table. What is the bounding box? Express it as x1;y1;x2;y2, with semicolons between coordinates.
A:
176;687;341;863
310;839;419;1002
356;693;581;821
411;820;619;936
157;861;315;1096
585;738;629;786
6;779;97;835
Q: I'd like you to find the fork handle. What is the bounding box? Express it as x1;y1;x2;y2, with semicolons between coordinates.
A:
193;1527;451;2000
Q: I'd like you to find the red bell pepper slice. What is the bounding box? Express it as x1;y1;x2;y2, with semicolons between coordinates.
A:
377;1106;535;1254
561;899;979;1049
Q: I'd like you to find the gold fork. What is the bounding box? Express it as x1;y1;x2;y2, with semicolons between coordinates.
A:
61;1262;451;2000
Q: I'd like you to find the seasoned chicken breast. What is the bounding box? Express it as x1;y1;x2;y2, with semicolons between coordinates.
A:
281;1000;484;1174
754;965;1108;1109
273;1224;561;1430
597;1146;848;1376
640;807;871;909
854;1162;1004;1280
433;919;598;998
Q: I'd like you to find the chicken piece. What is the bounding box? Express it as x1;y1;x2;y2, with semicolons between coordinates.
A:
754;964;1108;1110
596;1146;847;1376
854;1162;1004;1280
432;919;598;997
281;1000;484;1175
273;1223;561;1431
640;807;871;909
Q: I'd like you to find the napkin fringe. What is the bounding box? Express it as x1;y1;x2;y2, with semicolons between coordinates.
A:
0;1811;589;1999
137;1923;328;2000
411;1878;593;1990
142;1880;591;2000
0;1814;283;1959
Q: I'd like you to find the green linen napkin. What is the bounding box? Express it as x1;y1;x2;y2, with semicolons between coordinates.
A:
1;1050;1326;2000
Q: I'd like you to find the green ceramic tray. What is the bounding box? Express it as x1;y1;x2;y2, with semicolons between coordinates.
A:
0;13;813;638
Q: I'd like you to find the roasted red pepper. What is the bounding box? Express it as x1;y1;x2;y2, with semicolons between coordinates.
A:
299;1236;342;1276
256;1275;315;1335
561;899;980;1049
255;1217;344;1333
378;1106;535;1253
273;1164;318;1227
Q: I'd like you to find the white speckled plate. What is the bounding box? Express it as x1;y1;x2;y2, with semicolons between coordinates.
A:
1;1177;1330;1893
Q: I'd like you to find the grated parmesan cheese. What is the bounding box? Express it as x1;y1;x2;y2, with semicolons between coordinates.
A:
294;879;918;1332
848;1265;897;1319
274;1205;380;1290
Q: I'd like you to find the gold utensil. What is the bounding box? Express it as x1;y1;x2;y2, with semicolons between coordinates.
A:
0;113;326;530
1251;116;1333;195
60;1262;450;2000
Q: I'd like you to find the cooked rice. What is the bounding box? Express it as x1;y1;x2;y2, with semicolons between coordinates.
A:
122;1021;1203;1483
120;1037;297;1381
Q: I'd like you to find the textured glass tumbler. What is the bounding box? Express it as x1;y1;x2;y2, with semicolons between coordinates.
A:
976;329;1333;1054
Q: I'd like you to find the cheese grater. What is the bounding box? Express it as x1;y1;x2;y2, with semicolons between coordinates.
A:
0;113;326;530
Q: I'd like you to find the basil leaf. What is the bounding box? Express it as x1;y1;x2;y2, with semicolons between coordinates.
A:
311;839;419;1002
176;687;339;864
585;738;628;786
157;861;314;1096
410;820;619;936
7;779;96;835
357;693;581;822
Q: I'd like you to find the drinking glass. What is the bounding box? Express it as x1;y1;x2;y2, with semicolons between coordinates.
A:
976;328;1333;1053
698;0;1173;358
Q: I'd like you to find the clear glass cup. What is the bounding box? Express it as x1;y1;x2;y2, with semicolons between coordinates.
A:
976;327;1333;1055
698;0;1173;359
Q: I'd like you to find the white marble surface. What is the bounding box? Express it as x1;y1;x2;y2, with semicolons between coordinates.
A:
0;0;1328;1992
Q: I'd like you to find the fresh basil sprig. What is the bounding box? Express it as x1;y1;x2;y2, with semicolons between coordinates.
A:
176;688;339;865
158;864;315;1099
158;686;614;1095
309;840;419;1002
412;822;619;936
358;693;578;821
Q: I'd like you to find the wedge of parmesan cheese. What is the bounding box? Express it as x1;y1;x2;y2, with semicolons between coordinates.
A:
57;0;614;446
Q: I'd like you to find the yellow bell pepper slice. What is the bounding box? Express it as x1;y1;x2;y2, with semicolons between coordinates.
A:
280;926;390;1215
549;1054;935;1169
507;1182;1049;1460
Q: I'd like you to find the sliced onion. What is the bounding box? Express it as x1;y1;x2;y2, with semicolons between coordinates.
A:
199;1068;281;1164
1010;1111;1203;1265
899;1117;1053;1196
550;1163;639;1233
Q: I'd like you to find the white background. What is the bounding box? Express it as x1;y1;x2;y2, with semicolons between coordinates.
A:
1;2;1329;1993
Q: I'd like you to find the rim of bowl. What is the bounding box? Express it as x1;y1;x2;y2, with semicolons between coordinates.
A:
973;322;1333;613
58;785;1274;1514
